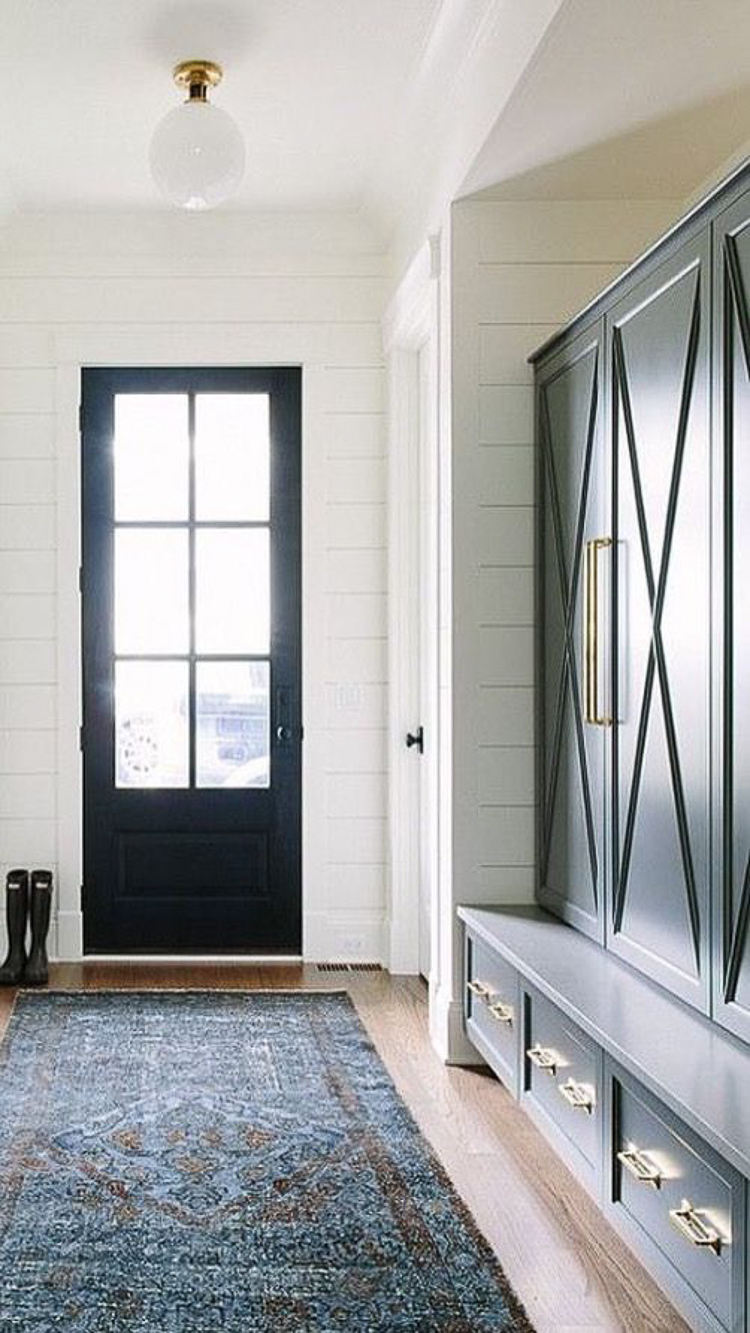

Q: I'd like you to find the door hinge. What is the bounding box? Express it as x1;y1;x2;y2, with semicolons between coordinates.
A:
79;724;85;751
78;402;83;434
78;566;83;594
80;884;85;909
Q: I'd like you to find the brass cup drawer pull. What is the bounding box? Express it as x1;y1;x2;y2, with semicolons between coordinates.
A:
669;1200;722;1255
527;1044;558;1075
617;1146;661;1188
467;980;491;1000
487;1000;513;1026
558;1077;595;1113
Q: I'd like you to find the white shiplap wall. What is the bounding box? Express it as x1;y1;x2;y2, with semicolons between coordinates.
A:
0;211;388;962
442;196;680;1055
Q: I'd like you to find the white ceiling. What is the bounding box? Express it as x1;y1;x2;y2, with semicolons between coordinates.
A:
3;0;750;261
463;0;750;202
0;0;559;229
0;0;568;260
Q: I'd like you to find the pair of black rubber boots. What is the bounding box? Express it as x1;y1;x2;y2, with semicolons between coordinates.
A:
0;869;53;987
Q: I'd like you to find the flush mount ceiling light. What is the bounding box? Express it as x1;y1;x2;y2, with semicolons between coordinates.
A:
150;60;245;211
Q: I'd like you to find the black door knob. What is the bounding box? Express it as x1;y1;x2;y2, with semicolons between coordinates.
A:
406;726;424;754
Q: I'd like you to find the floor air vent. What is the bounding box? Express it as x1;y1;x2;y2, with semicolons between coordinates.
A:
316;962;382;973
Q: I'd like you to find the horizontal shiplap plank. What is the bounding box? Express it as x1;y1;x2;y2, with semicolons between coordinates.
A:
324;503;386;549
478;747;535;805
326;593;387;638
0;275;386;324
324;637;387;683
479;626;534;686
477;201;674;265
0;640;56;684
326;817;387;864
0;550;56;594
478;568;534;626
0;414;55;459
0;685;56;729
478;687;535;746
323;728;387;773
0;773;56;819
327;457;386;504
325;773;387;818
325;549;386;594
476;508;534;566
476;865;536;900
477;263;622;325
326;863;386;910
321;368;384;414
479;385;533;445
0;595;56;639
324;682;387;729
0;458;55;502
479;324;557;385
0;505;56;549
325;414;385;458
478;806;535;866
0;730;56;773
478;448;534;507
0;369;55;413
0;818;56;861
0;329;54;366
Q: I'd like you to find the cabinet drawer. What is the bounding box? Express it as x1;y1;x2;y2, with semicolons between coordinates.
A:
465;933;519;1094
522;987;601;1178
611;1068;742;1331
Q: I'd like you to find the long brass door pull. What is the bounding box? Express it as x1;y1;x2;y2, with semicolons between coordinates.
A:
583;537;612;726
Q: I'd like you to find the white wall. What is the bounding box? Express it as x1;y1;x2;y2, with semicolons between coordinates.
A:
435;196;680;1058
0;210;388;963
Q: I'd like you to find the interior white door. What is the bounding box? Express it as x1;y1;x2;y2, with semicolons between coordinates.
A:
417;340;436;981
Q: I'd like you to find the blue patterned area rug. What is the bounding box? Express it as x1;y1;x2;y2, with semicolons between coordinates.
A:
0;991;533;1332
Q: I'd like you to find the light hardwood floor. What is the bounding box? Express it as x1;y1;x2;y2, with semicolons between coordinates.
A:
0;965;689;1333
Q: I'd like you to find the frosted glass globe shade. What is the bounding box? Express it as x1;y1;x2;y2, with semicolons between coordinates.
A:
150;100;245;210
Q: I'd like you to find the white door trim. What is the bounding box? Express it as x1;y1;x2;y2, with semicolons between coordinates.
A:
383;239;440;976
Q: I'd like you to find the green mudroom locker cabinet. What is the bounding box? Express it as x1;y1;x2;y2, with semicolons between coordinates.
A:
460;158;750;1333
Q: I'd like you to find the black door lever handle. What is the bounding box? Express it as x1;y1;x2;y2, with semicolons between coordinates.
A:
406;726;424;754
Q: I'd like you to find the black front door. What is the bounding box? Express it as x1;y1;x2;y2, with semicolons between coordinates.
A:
81;367;302;954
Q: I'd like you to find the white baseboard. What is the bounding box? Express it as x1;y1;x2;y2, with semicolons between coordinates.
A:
55;909;83;961
429;981;484;1065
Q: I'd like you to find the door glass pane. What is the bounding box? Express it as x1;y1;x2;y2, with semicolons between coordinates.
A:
115;529;189;654
114;394;189;521
195;394;270;521
115;660;188;788
195;528;270;653
196;661;270;788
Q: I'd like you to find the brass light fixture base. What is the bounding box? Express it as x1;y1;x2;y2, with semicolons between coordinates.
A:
173;60;223;102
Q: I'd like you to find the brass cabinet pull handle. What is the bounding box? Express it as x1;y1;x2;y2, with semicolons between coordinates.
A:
583;537;612;726
669;1200;722;1255
617;1146;661;1188
558;1078;595;1113
488;1000;514;1026
467;980;490;999
527;1043;558;1075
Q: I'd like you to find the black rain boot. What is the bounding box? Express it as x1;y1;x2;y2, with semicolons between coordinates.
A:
0;870;29;986
24;870;53;987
